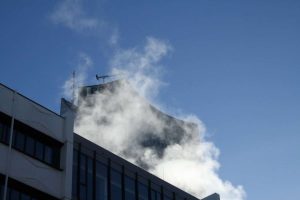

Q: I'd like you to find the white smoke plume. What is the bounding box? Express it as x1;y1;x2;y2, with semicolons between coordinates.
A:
62;53;92;104
65;38;246;200
50;0;99;32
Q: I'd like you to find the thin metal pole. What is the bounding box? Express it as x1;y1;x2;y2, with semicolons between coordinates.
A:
3;91;16;200
72;71;76;104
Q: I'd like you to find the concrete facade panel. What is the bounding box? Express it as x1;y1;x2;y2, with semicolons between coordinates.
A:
13;94;65;142
0;84;14;116
9;149;63;198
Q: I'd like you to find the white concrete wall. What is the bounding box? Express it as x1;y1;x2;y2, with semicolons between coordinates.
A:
8;149;64;197
0;84;75;199
0;84;65;143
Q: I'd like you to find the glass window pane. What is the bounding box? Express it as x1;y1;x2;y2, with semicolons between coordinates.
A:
0;123;10;144
72;150;78;198
21;193;30;200
10;188;20;200
125;176;135;200
138;182;148;200
0;123;3;142
80;154;87;184
0;185;3;200
25;136;35;156
151;190;155;200
12;130;18;147
87;158;93;200
164;195;172;200
35;141;44;160
4;125;10;144
44;145;53;164
15;131;25;151
96;161;107;200
111;169;122;200
80;185;87;200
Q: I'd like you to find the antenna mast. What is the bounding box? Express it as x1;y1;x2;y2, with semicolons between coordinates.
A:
96;74;119;84
72;71;76;104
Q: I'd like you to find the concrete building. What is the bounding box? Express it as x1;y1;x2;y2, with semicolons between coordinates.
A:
0;82;220;200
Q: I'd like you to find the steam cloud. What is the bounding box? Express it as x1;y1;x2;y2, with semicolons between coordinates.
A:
64;38;246;200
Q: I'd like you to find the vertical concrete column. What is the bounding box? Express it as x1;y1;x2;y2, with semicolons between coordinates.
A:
60;99;76;200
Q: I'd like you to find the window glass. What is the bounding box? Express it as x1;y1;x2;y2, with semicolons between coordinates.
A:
35;141;44;160
111;169;122;200
87;157;93;200
125;176;135;200
44;145;53;164
15;131;25;151
0;123;4;141
96;161;107;200
0;122;10;144
25;136;35;156
164;194;172;200
0;185;3;200
21;193;31;200
80;185;87;200
151;190;161;200
9;188;20;200
72;150;78;198
12;130;18;147
138;182;148;200
4;125;10;144
80;154;87;184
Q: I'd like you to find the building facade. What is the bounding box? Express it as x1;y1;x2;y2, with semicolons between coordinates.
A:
0;83;220;200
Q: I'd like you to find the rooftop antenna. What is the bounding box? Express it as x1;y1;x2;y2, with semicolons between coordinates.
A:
96;74;120;84
72;71;76;104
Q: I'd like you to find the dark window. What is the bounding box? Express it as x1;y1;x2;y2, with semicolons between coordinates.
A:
96;161;107;200
35;141;44;161
10;119;62;169
21;193;31;200
80;185;87;200
164;194;172;200
4;177;59;200
151;190;161;200
9;188;20;200
111;169;122;200
125;176;135;200
0;116;63;169
14;130;25;151
25;136;35;156
0;122;10;144
77;152;94;200
44;145;53;164
0;184;3;200
0;113;11;144
80;154;87;185
138;182;148;200
72;150;78;199
87;157;93;200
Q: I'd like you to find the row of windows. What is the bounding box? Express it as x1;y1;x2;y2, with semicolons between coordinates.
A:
0;113;61;169
72;148;184;200
0;176;59;200
0;185;37;200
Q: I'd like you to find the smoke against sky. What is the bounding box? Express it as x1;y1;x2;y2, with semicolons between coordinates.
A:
55;0;245;199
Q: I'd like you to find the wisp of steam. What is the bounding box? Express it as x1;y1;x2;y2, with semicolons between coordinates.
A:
64;37;246;200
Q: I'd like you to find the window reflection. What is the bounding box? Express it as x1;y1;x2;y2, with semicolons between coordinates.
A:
151;190;161;200
125;176;135;200
96;161;107;200
138;182;148;200
111;169;122;200
164;194;172;200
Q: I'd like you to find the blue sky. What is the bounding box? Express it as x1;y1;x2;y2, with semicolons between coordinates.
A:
1;0;300;199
